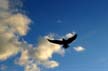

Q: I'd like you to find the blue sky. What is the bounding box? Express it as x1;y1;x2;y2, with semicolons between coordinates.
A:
0;0;108;71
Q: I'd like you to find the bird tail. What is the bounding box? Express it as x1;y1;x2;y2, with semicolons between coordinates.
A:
63;44;69;49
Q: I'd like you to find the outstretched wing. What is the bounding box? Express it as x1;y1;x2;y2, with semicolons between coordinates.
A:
66;33;77;44
47;39;63;45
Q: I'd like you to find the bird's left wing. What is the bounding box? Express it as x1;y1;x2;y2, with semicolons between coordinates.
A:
47;39;63;45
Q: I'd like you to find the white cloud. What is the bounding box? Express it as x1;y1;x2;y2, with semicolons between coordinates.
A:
0;33;19;60
65;32;76;39
0;0;33;68
18;50;29;65
16;37;64;71
0;0;9;10
34;38;62;61
0;0;31;61
43;60;59;68
73;46;85;52
25;63;40;71
4;13;31;36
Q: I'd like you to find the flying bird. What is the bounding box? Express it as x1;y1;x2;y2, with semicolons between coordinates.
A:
47;33;77;49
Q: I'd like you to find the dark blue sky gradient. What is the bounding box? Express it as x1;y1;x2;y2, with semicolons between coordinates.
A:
1;0;108;71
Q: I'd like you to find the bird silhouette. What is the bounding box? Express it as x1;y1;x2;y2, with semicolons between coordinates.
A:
47;33;77;49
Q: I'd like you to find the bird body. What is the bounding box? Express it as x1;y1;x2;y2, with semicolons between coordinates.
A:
47;33;77;49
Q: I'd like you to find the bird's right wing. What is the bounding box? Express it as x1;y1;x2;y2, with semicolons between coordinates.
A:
47;39;63;45
66;33;77;44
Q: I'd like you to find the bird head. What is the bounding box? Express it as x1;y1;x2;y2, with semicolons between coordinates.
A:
62;38;65;41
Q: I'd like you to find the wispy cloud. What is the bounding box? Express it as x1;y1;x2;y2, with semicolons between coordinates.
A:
97;57;108;64
56;19;62;23
73;46;85;52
